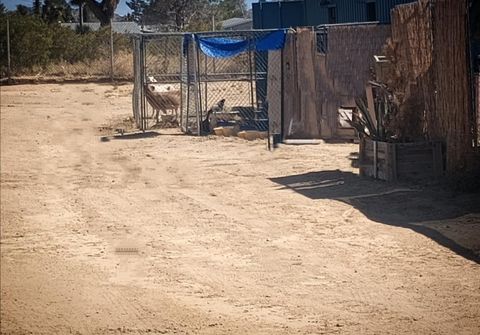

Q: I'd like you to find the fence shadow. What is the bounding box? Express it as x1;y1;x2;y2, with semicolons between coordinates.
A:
269;170;480;263
100;131;160;142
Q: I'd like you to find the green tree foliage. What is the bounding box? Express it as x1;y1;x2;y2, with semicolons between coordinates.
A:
0;13;53;71
70;0;83;23
33;0;41;15
83;0;119;26
80;3;96;23
16;5;31;16
143;0;209;30
140;0;246;31
42;0;74;23
70;0;94;30
126;0;148;23
211;0;246;21
0;12;130;76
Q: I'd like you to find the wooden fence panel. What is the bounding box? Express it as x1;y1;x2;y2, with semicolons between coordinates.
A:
475;74;480;146
389;0;474;173
431;0;472;172
296;29;319;138
282;33;298;138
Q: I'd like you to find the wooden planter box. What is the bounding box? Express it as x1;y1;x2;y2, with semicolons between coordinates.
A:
359;138;444;182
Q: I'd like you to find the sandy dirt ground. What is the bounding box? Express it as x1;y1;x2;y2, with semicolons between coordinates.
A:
1;83;479;335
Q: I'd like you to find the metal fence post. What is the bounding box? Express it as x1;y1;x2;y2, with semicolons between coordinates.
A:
141;36;147;131
179;36;184;131
110;19;114;81
6;18;11;79
194;36;202;135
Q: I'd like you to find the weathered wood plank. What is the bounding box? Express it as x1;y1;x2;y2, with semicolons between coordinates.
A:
365;83;378;127
397;163;434;171
282;32;298;138
364;151;387;160
397;153;433;162
296;29;319;138
384;142;397;181
314;54;331;138
360;139;444;182
432;142;444;178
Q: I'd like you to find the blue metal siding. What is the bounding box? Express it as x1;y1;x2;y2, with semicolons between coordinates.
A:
376;0;418;23
335;0;367;23
335;0;417;23
305;0;328;26
252;2;262;29
261;2;282;29
281;1;305;28
377;0;393;23
251;0;417;29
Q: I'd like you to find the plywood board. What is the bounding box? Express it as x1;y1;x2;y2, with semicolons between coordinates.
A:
365;83;377;126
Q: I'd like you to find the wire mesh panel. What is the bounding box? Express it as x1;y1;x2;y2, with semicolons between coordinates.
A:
181;37;201;134
135;34;183;130
132;36;144;130
186;30;283;137
144;34;183;82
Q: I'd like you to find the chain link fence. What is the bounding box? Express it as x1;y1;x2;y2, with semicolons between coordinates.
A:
2;18;286;142
1;18;136;81
133;33;184;131
133;30;284;141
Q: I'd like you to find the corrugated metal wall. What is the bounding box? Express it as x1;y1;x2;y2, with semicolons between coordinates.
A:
261;2;282;29
252;0;416;29
304;0;328;26
282;1;305;28
376;0;420;23
335;0;365;23
252;3;262;29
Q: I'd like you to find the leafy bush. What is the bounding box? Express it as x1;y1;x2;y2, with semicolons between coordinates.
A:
0;13;132;77
0;13;53;73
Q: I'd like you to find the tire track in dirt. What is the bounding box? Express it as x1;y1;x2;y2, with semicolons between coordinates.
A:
2;84;479;335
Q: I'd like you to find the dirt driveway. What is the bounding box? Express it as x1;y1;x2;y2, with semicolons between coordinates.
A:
1;83;479;335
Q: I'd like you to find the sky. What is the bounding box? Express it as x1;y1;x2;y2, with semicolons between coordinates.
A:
3;0;257;16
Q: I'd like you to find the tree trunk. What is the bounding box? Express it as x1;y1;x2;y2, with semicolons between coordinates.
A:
83;0;117;26
79;4;83;29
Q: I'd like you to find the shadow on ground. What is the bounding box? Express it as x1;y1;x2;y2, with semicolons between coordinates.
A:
269;170;480;263
100;131;161;142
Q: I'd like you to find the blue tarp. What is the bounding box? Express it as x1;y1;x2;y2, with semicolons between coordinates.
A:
194;30;286;58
